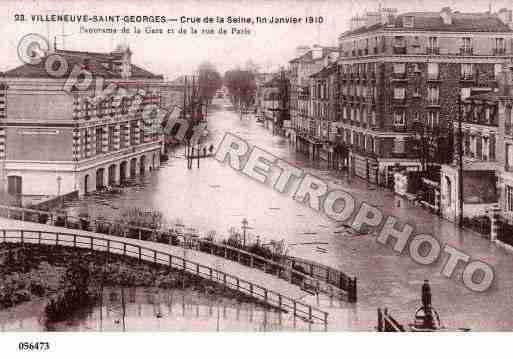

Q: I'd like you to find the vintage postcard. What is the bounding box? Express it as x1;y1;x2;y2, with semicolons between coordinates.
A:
0;0;512;357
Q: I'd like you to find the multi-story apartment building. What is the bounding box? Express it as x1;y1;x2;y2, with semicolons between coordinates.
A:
495;66;513;227
309;63;341;164
336;7;513;186
257;73;290;135
0;45;166;204
289;45;339;160
440;91;500;222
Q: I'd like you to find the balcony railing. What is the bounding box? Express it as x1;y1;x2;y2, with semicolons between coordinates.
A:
493;48;506;55
459;47;473;55
393;45;407;54
426;47;440;55
426;98;440;107
460;73;476;81
391;72;407;79
392;98;407;106
427;74;440;81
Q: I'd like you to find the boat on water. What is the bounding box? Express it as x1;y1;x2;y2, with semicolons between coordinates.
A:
376;280;471;332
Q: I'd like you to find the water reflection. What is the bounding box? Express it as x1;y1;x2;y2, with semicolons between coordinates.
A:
0;287;324;332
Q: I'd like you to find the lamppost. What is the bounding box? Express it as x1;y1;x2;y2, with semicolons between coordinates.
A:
241;218;253;247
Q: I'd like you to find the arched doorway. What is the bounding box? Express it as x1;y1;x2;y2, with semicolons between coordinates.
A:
119;161;127;184
96;168;105;190
108;164;117;186
84;174;90;194
130;158;137;178
140;155;146;176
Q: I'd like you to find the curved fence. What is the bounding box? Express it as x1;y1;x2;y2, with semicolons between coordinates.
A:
0;228;328;329
0;204;357;302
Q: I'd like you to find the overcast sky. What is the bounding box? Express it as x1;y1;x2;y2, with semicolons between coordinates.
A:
0;0;511;80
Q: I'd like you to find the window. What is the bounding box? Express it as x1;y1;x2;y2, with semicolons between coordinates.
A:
495;38;505;53
108;126;115;151
393;63;406;74
506;105;513;134
95;127;103;154
403;16;414;27
413;87;421;97
507;186;513;212
394;138;405;153
427;87;439;104
394;87;405;99
427;62;439;79
461;63;473;79
394;36;405;47
130;121;137;145
462;37;472;50
394;111;406;126
83;130;90;158
461;88;471;100
446;176;452;206
412;111;420;123
495;64;503;79
427;111;439;128
428;36;438;48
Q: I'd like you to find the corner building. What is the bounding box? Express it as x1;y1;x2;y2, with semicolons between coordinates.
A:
0;45;166;203
337;7;513;186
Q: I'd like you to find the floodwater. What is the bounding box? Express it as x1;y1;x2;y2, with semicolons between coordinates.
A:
0;287;320;332
21;98;513;330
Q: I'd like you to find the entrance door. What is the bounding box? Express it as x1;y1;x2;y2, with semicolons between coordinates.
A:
96;168;104;190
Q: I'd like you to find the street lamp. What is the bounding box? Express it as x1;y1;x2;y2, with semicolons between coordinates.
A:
241;218;254;247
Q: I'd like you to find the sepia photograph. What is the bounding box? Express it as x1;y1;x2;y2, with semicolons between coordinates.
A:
0;0;513;357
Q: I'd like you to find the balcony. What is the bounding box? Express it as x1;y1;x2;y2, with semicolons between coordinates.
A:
460;73;476;82
459;47;473;55
426;98;440;107
391;72;407;80
426;47;440;55
393;45;407;55
493;48;506;55
392;98;407;106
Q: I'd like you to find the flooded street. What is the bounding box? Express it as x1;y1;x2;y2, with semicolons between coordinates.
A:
57;98;513;331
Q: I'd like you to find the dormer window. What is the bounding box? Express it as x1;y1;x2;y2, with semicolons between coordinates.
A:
403;16;414;28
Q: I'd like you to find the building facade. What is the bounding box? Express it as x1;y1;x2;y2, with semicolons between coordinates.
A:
440;92;500;222
0;45;166;204
336;7;513;186
289;45;339;159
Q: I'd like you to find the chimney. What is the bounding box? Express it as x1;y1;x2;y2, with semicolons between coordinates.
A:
380;7;397;24
440;6;453;25
312;44;323;60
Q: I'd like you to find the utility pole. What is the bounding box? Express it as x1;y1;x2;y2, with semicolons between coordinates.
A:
458;98;464;227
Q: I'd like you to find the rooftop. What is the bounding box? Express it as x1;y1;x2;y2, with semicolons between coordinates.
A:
2;47;162;80
341;8;512;38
